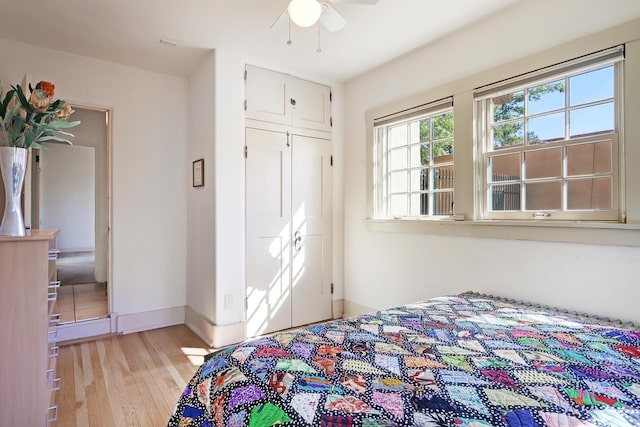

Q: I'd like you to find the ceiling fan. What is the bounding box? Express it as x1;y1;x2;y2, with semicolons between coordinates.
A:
271;0;379;34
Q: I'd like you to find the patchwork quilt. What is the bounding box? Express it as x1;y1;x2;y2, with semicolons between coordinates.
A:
168;295;640;426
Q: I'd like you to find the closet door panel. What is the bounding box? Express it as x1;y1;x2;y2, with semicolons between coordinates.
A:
292;78;332;133
245;65;292;126
245;128;292;337
291;135;333;326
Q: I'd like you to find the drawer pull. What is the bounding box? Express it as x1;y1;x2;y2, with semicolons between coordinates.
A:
49;281;61;289
48;345;59;359
47;405;58;423
46;367;56;379
50;313;61;326
48;249;60;261
48;329;57;343
49;377;61;392
48;291;58;303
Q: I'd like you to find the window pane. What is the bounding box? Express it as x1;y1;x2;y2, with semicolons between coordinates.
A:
489;184;521;211
433;191;453;215
410;169;428;192
570;66;614;106
567;177;612;210
389;171;407;193
525;148;561;179
409;144;423;168
492;121;524;149
528;80;565;115
389;194;408;217
569;102;614;137
493;91;524;122
388;124;407;149
433;139;454;163
409;121;420;144
419;118;431;142
527;112;564;144
489;154;520;182
567;141;612;176
410;193;426;216
434;166;454;189
389;147;407;171
433;111;454;139
420;144;430;164
525;181;561;210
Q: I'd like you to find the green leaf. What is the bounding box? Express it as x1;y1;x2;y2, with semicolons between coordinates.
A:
12;84;31;111
50;129;75;137
0;89;15;119
37;135;73;144
24;129;35;149
46;119;80;130
49;99;63;110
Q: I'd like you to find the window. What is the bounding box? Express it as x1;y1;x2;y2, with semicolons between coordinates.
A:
475;46;624;221
373;98;454;218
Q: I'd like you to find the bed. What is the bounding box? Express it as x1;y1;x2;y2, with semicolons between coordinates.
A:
168;293;640;426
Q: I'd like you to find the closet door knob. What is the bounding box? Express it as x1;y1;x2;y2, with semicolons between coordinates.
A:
293;231;303;251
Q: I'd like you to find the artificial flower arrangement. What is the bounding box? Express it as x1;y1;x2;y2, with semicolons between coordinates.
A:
0;80;80;149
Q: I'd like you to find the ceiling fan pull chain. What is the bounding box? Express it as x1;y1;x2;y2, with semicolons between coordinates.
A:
317;23;322;53
287;16;293;45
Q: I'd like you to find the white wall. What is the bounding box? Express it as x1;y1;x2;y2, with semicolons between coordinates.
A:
0;38;188;320
213;49;246;327
343;3;640;324
187;51;217;326
186;49;247;346
40;144;95;252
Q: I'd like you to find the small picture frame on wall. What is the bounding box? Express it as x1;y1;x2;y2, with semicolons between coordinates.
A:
193;159;204;187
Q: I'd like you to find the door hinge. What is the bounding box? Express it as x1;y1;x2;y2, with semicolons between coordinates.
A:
330;90;333;102
330;155;333;166
244;99;247;111
330;116;333;127
244;146;248;158
330;283;334;294
244;69;247;80
290;98;296;107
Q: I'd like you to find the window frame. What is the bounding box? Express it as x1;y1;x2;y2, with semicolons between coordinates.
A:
474;47;625;222
373;98;454;220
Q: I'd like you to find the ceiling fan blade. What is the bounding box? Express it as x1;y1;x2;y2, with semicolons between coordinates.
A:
328;0;378;4
319;4;346;32
270;7;289;31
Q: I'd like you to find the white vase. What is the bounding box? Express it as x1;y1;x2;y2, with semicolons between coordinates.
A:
0;146;28;236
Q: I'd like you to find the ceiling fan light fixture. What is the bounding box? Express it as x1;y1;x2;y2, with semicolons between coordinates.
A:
288;0;323;28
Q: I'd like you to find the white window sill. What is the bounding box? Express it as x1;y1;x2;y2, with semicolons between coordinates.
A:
366;217;640;247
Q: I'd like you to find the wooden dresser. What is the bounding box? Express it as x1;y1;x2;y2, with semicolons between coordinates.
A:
0;229;60;425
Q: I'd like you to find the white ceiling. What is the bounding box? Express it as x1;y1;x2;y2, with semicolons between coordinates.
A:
0;0;524;83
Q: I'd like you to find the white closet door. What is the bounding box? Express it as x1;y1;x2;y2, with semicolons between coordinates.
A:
292;79;332;133
245;128;292;337
291;135;333;326
245;65;292;126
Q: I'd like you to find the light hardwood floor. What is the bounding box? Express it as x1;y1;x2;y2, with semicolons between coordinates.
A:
54;325;214;426
58;283;109;323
